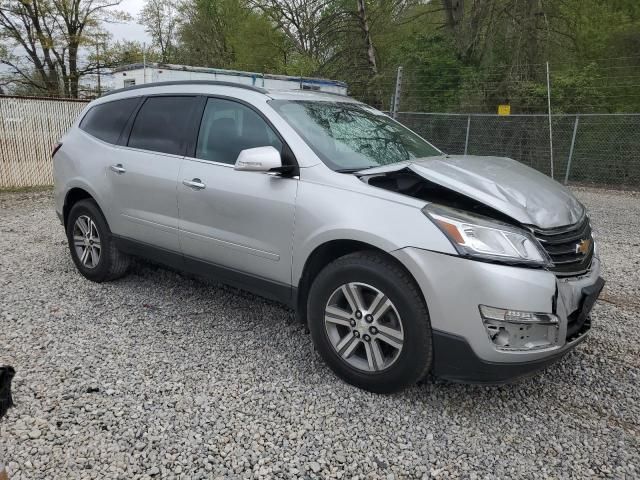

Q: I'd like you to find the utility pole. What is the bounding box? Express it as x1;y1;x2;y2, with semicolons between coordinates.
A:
143;42;147;84
96;42;101;96
93;33;108;97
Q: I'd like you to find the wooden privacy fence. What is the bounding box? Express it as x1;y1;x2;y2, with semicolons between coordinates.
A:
0;96;88;188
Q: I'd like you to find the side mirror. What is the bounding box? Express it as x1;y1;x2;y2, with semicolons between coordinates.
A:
234;146;282;173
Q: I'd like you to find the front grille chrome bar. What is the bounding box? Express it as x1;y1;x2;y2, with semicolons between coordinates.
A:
529;216;594;277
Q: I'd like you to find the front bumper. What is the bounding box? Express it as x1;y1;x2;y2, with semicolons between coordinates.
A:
431;328;588;383
392;247;604;382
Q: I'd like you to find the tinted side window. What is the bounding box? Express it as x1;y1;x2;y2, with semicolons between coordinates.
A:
79;98;139;144
128;96;197;155
196;98;283;164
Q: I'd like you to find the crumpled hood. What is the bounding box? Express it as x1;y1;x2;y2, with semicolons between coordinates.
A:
360;155;584;229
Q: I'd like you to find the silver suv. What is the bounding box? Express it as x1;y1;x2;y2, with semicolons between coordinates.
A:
54;81;604;393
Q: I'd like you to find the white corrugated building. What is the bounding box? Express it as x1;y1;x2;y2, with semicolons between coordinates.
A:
111;63;348;94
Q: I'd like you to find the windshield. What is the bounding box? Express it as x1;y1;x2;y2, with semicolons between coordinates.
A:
269;100;442;171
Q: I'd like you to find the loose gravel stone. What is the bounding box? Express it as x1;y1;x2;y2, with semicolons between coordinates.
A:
0;187;639;479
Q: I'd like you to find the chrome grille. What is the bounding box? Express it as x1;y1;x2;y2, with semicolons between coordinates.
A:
531;216;594;277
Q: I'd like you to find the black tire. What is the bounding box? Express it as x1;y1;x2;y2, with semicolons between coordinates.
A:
66;199;130;282
307;251;432;393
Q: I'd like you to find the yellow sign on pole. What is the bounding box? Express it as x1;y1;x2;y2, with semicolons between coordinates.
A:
498;104;511;116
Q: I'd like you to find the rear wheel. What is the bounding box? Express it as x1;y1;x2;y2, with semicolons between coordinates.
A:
66;199;130;282
308;251;432;393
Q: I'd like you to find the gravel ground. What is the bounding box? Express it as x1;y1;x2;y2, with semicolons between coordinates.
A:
0;187;638;479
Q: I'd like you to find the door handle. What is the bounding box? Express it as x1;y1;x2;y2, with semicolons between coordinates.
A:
110;164;126;174
183;178;206;190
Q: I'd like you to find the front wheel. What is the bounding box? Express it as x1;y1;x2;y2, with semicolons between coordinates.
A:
307;251;432;393
66;199;130;282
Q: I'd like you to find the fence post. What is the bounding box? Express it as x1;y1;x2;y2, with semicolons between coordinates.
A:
546;61;554;179
392;66;403;119
564;115;580;185
464;115;471;155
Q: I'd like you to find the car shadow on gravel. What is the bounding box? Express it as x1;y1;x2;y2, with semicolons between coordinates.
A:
43;241;628;420
111;258;594;398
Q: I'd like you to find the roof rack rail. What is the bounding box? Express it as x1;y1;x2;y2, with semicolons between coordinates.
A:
102;80;268;97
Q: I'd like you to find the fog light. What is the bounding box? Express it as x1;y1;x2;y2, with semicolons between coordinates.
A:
479;305;560;351
480;305;558;324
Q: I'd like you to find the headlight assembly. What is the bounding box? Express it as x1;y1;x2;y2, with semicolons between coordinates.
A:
422;204;552;267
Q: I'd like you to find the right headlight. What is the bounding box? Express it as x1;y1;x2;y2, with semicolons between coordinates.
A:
422;204;552;267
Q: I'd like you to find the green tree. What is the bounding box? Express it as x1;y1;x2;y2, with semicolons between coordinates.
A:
0;0;130;97
139;0;179;63
176;0;286;72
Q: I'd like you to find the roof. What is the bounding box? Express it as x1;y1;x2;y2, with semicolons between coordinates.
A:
111;63;347;88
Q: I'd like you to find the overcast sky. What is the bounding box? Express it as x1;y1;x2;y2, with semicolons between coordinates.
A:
108;0;151;44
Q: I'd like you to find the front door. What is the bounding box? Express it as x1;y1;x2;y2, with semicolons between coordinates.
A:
178;97;298;293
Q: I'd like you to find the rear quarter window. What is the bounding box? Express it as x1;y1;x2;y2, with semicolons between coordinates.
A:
79;98;139;144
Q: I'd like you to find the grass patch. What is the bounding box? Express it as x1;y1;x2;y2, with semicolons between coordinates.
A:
0;185;53;193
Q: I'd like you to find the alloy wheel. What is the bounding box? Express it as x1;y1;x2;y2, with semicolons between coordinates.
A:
72;215;101;269
324;282;404;372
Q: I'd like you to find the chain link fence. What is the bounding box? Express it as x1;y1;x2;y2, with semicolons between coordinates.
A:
398;113;640;187
0;95;639;189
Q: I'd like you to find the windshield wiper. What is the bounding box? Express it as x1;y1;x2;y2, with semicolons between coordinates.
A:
335;166;376;174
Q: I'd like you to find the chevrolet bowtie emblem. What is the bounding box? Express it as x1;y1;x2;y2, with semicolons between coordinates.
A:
575;239;592;255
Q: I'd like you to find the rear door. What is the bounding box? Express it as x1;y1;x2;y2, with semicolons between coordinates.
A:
74;96;140;230
177;97;298;296
109;95;198;253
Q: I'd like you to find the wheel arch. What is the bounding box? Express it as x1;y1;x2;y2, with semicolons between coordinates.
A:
63;186;101;228
294;239;423;326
